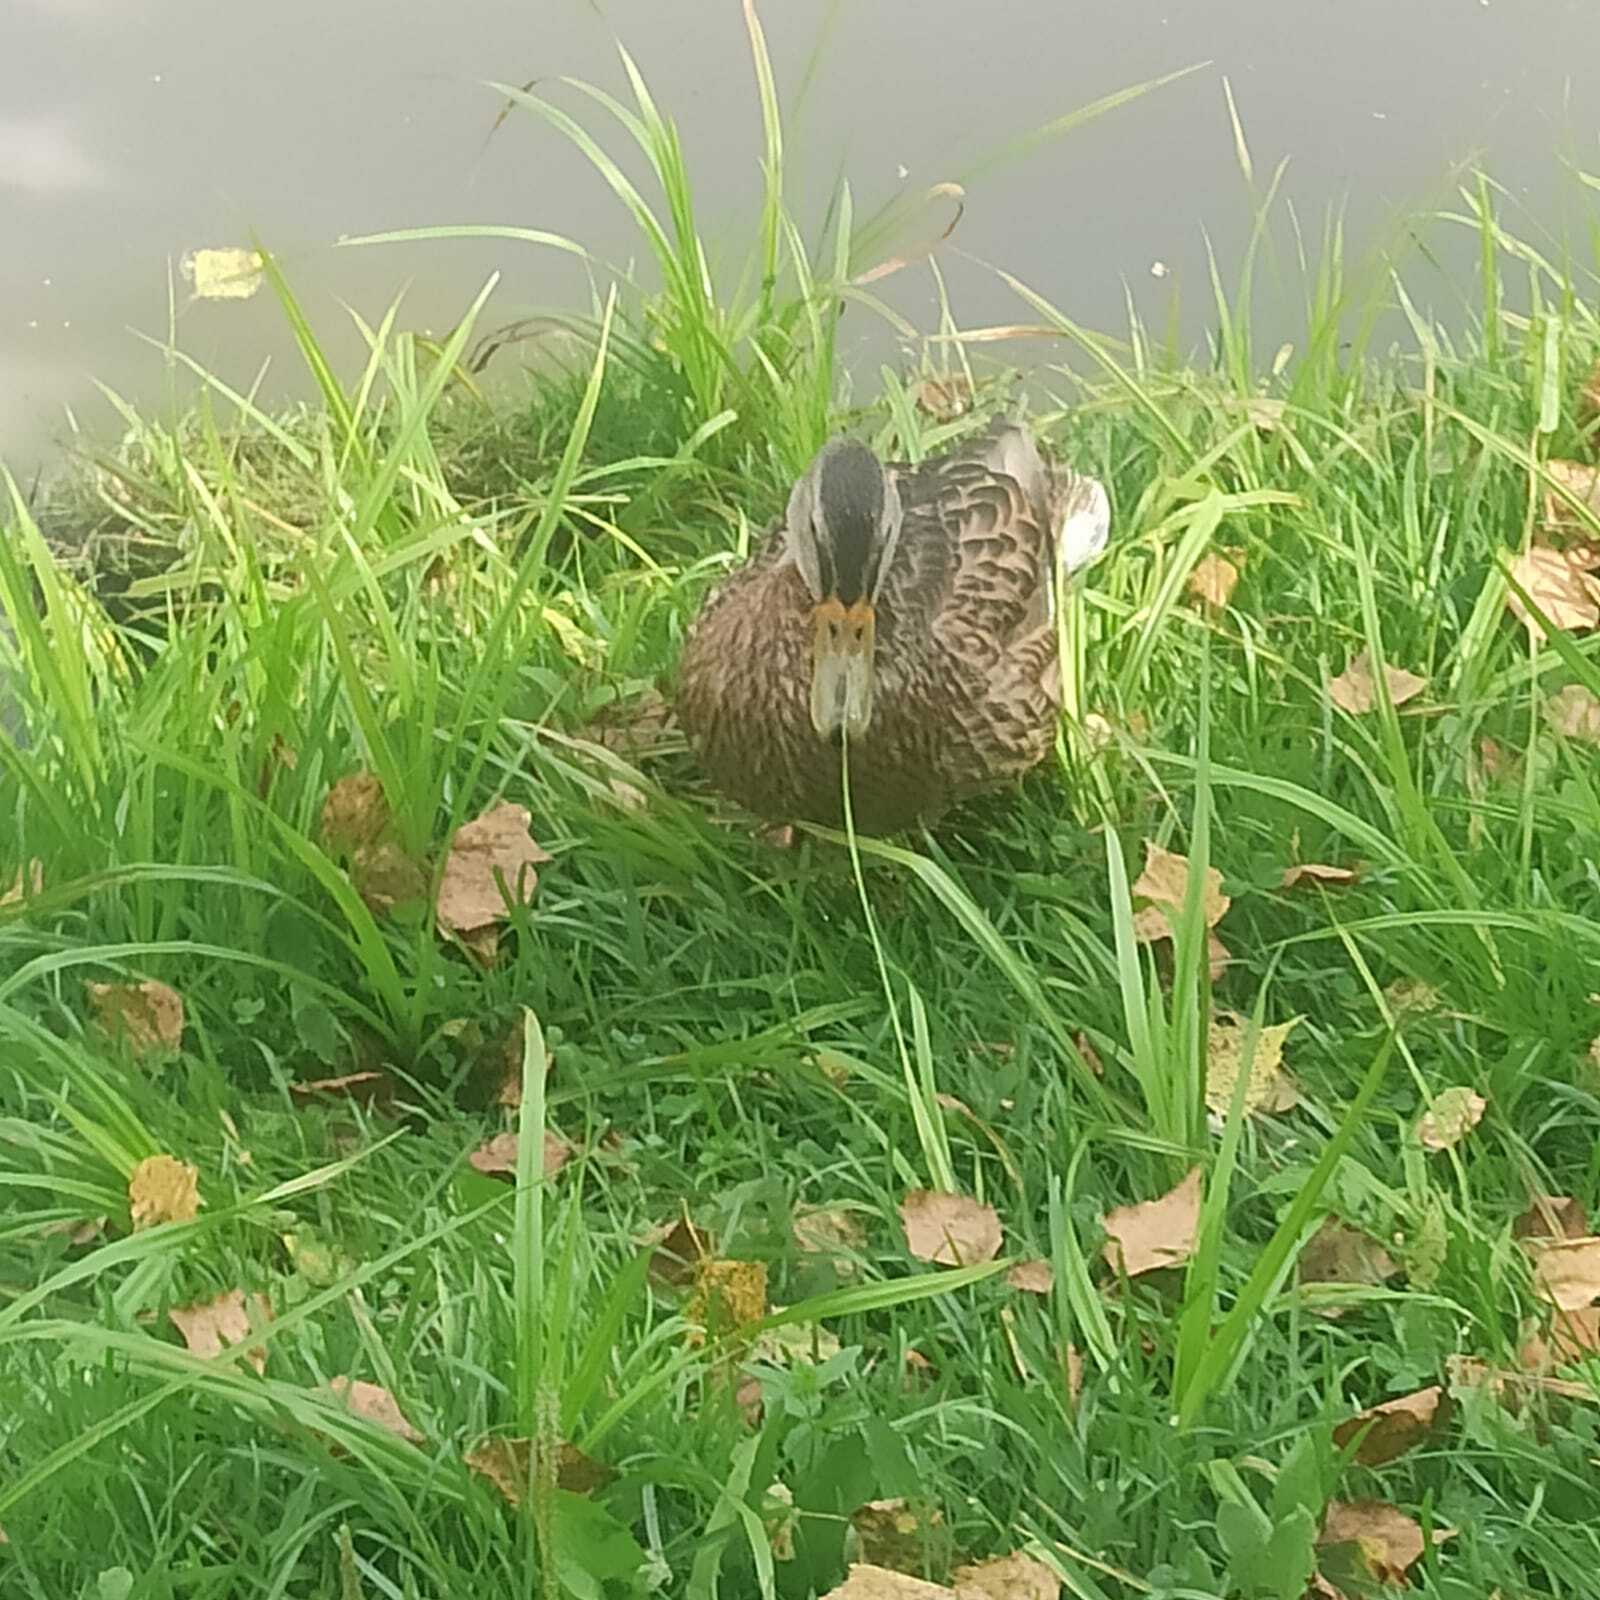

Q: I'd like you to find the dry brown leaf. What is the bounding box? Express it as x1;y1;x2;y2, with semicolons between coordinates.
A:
320;772;391;853
1281;861;1358;889
1;859;42;905
1328;650;1426;715
1007;1259;1054;1295
646;1215;713;1287
821;1566;955;1600
1543;458;1600;527
900;1190;1003;1268
436;802;550;939
1519;1305;1600;1370
793;1206;867;1275
1317;1499;1451;1583
168;1289;271;1376
1513;1195;1589;1243
351;839;429;917
850;1499;947;1572
953;1553;1060;1600
1130;843;1230;942
288;1071;393;1110
1298;1217;1398;1317
1546;684;1600;744
1331;1385;1444;1467
1506;544;1600;635
464;1436;614;1504
1206;932;1231;983
1205;1013;1300;1119
1414;1086;1486;1152
686;1257;769;1341
914;374;973;422
579;688;676;759
321;1377;423;1444
1530;1237;1600;1310
1188;551;1242;609
86;979;184;1056
129;1154;200;1228
1100;1167;1202;1278
466;1130;573;1180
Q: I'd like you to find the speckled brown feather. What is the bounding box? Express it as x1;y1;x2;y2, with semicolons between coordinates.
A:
677;425;1078;831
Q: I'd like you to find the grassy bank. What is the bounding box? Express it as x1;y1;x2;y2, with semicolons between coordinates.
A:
7;21;1600;1600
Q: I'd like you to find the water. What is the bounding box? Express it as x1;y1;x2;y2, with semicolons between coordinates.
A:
4;0;1599;476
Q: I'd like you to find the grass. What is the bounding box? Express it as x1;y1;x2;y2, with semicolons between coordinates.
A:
7;15;1600;1599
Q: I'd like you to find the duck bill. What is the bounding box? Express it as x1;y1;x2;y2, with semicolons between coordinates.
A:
809;598;876;742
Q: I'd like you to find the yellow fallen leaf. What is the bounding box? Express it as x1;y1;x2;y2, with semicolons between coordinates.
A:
320;772;391;854
1100;1167;1202;1278
1328;651;1426;715
86;979;185;1056
184;246;264;300
129;1154;200;1228
168;1289;272;1376
1506;544;1600;635
435;802;551;939
953;1553;1060;1600
320;1377;423;1443
1130;842;1230;942
900;1190;1003;1268
1414;1086;1486;1152
1546;684;1600;744
1331;1385;1443;1467
686;1257;769;1342
1204;1013;1300;1118
1188;551;1243;609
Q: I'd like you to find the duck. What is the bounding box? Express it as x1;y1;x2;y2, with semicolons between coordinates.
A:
676;422;1110;832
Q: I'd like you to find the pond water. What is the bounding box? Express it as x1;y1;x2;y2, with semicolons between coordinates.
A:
4;0;1599;476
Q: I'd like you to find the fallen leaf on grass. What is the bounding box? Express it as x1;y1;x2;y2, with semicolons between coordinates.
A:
1542;458;1600;528
1317;1500;1452;1584
435;802;550;948
320;1377;423;1443
1414;1086;1486;1152
129;1154;200;1228
850;1499;948;1573
1;859;42;905
793;1206;867;1275
1281;861;1358;889
1384;977;1441;1016
1513;1195;1589;1242
1519;1306;1600;1370
1332;1385;1444;1466
465;1436;615;1504
320;772;391;854
822;1566;955;1600
466;1130;573;1180
349;839;429;916
1297;1217;1398;1316
1007;1259;1054;1295
1100;1167;1202;1278
1188;551;1243;609
900;1190;1003;1268
168;1290;272;1375
1204;1013;1300;1119
1328;651;1426;715
1546;684;1600;744
318;773;428;915
953;1553;1060;1600
288;1070;393;1110
1530;1237;1600;1311
578;688;676;760
86;980;184;1056
1506;544;1600;636
645;1215;713;1287
1130;843;1230;943
686;1258;769;1342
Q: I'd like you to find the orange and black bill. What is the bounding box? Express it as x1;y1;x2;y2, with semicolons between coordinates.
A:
809;597;876;742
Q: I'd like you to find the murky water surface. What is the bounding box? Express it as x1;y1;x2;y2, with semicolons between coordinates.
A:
4;0;1599;472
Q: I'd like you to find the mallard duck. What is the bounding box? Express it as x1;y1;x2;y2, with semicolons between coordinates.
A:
677;423;1110;832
